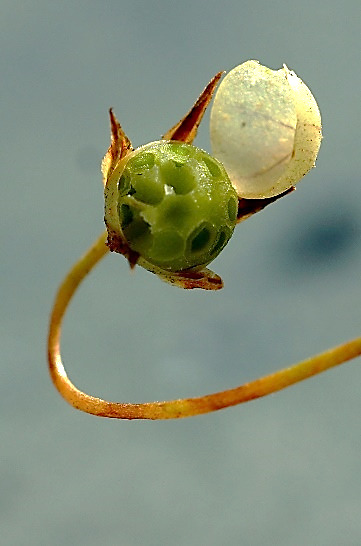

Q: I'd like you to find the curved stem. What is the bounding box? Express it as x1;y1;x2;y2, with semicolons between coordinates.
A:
48;233;361;420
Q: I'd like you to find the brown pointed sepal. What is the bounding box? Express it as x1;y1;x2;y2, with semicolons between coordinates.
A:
236;187;296;224
101;109;133;187
136;257;224;290
162;72;224;144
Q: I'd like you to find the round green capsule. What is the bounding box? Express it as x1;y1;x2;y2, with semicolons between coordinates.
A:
115;141;238;272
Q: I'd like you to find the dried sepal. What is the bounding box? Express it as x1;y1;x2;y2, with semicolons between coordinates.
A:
162;72;223;143
137;260;223;290
236;187;295;224
101;109;132;187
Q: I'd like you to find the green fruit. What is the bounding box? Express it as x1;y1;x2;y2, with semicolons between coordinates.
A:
116;141;238;271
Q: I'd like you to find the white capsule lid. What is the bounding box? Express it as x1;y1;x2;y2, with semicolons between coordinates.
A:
210;60;322;199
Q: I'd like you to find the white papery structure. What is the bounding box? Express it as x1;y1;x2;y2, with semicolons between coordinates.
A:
210;60;322;199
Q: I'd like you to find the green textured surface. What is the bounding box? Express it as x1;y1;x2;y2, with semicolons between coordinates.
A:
117;141;238;271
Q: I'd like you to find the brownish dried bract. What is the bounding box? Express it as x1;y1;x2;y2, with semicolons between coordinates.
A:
168;268;223;290
162;72;224;144
137;260;223;290
236;187;296;224
101;109;132;187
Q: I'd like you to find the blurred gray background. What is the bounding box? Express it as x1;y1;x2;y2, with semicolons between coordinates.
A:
2;1;361;544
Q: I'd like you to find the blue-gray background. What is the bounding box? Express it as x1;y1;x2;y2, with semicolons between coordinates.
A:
2;1;361;544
